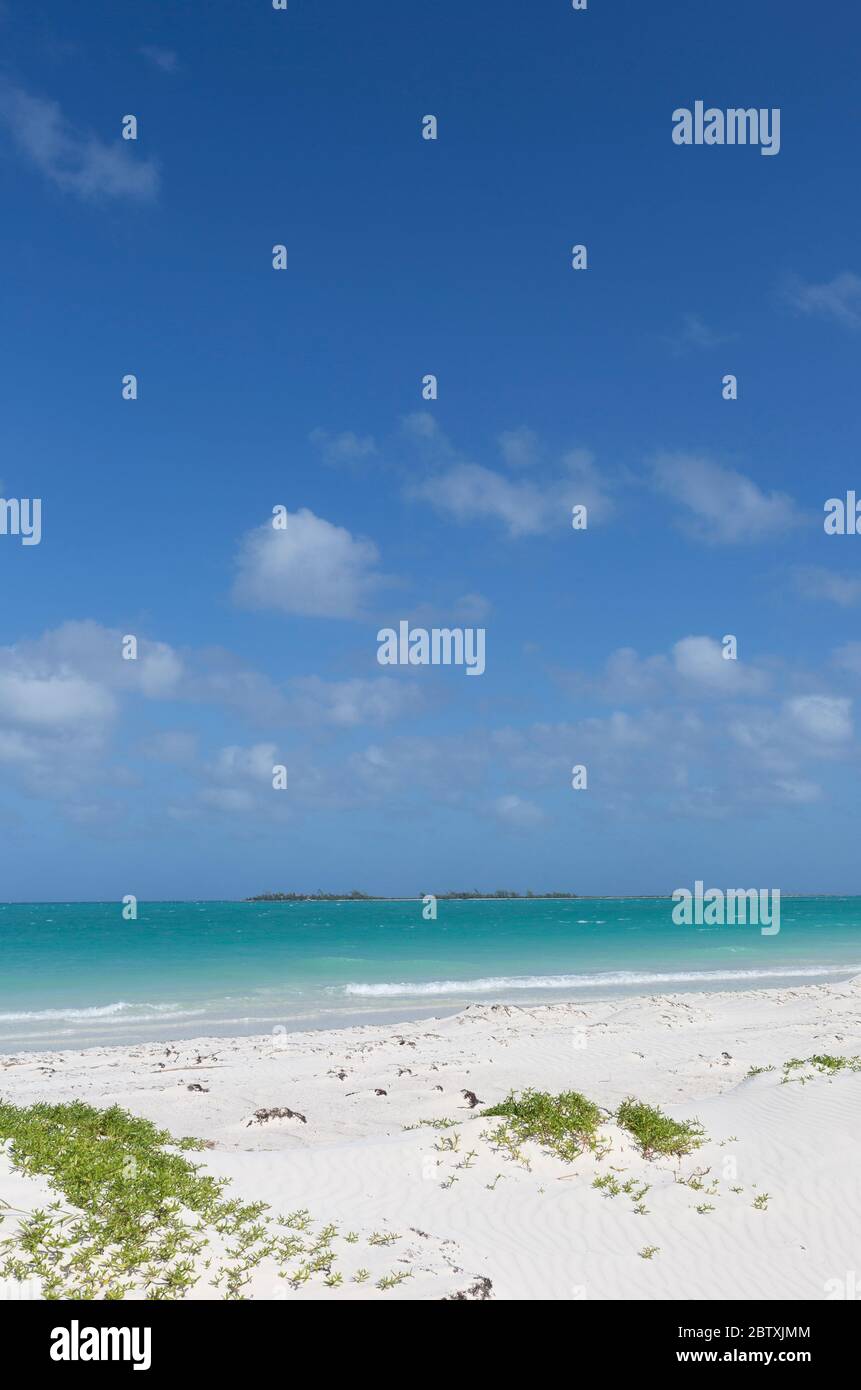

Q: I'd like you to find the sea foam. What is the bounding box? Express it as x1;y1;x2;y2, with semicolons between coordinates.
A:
342;964;860;998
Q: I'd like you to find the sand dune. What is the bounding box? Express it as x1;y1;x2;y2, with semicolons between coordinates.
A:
1;977;859;1299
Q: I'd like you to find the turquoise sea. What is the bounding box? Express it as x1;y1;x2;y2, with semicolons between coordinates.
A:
1;897;860;1051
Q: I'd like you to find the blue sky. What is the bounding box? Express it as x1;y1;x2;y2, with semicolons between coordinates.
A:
1;0;860;899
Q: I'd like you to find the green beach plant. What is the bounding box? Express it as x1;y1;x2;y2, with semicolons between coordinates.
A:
367;1230;399;1246
481;1088;603;1162
0;1100;393;1301
615;1098;705;1159
377;1269;412;1290
402;1117;460;1131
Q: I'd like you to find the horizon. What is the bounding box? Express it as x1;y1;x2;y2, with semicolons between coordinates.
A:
4;890;861;906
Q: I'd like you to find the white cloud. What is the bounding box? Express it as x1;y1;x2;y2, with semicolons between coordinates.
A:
0;729;46;766
785;271;861;330
671;636;769;696
770;778;822;804
0;621;182;733
794;566;861;606
0;80;159;201
562;647;668;703
664;313;733;354
833;642;861;676
404;416;612;537
0;622;187;806
652;452;800;544
13;620;184;698
196;743;282;815
498;427;540;469
785;695;852;744
0;670;113;727
141;730;198;763
410;450;611;537
412;462;552;536
490;793;545;828
209;743;279;781
453;592;491;621
139;46;179;74
562;637;769;703
728;695;853;787
309;428;378;467
288;676;422;728
188;653;420;731
233;508;388;618
401;411;440;443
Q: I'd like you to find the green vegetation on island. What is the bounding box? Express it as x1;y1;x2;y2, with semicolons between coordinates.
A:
245;889;578;902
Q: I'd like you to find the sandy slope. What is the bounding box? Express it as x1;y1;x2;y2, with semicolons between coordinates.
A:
1;977;860;1300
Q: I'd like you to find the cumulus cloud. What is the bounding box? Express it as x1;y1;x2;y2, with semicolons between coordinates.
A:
498;427;541;469
0;621;183;731
784;271;861;330
0;669;113;729
562;647;668;704
401;411;440;444
412;462;552;536
406;415;612;537
785;695;852;744
652;453;800;544
209;742;279;782
347;734;488;805
0;611;434;820
794;566;861;607
562;636;769;703
1;607;853;836
671;636;769;696
728;695;852;790
188;652;421;731
0;622;187;802
17;620;183;697
232;508;389;618
309;428;378;467
195;743;284;815
140;730;198;764
287;676;422;728
508;697;847;814
0;80;159;201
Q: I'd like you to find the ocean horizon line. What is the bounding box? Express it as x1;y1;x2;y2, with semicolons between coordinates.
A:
4;891;861;907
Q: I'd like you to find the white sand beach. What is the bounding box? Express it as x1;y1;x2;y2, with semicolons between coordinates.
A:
2;977;859;1301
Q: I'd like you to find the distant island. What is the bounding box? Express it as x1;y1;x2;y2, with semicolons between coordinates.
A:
245;890;578;902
